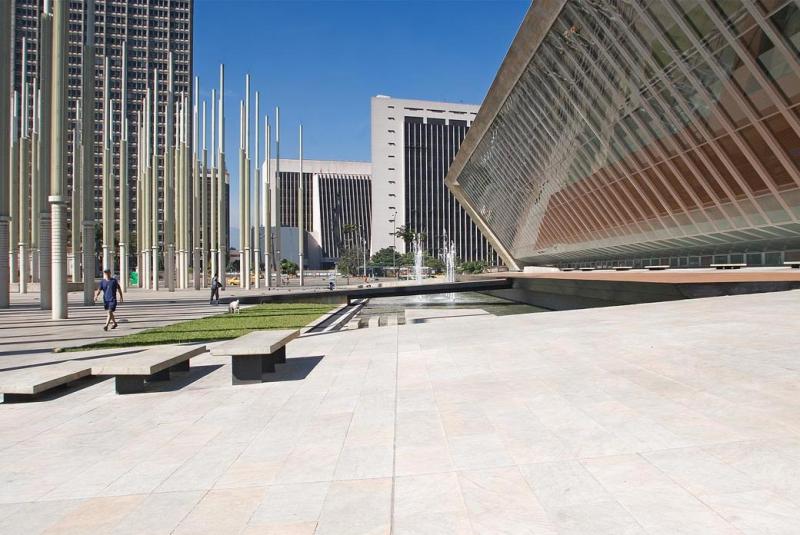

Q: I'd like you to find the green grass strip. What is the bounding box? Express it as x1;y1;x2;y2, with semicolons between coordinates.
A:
66;302;333;351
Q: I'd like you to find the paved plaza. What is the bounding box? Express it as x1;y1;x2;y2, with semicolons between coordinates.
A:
1;289;800;533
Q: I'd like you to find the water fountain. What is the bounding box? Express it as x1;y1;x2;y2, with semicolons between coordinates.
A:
444;240;456;301
413;234;424;284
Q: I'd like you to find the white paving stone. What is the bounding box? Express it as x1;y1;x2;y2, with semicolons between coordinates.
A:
0;290;797;533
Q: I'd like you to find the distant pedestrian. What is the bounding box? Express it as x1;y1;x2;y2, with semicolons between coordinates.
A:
210;273;221;305
94;269;123;331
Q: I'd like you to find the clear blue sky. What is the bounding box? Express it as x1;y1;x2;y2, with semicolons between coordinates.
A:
193;0;529;233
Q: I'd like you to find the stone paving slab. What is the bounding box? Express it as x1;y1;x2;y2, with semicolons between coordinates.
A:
0;290;798;533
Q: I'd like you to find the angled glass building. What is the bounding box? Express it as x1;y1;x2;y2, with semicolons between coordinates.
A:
446;0;800;269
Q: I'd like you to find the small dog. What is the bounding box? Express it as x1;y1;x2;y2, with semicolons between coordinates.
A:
228;299;240;314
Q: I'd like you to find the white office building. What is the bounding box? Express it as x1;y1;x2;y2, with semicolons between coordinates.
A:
370;95;498;263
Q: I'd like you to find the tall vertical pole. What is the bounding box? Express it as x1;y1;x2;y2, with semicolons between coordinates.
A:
254;92;260;289
243;75;251;290
264;115;271;289
238;100;245;288
210;89;217;280
201;99;207;286
0;0;11;307
119;42;129;291
165;54;175;292
31;79;39;284
101;55;111;273
151;69;159;291
192;78;201;289
81;0;95;304
274;106;281;286
135;106;143;287
50;0;68;319
70;121;79;282
9;91;19;288
298;124;304;286
19;38;30;294
218;65;226;287
37;4;53;293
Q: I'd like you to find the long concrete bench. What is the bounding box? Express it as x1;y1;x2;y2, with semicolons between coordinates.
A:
614;266;633;271
784;261;800;269
92;344;207;394
645;265;670;271
0;362;92;402
209;329;299;385
710;263;746;270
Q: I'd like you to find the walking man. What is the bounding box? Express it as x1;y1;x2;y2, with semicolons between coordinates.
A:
210;273;221;305
94;269;123;331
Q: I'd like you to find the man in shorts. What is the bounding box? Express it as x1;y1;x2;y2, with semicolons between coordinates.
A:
94;269;124;331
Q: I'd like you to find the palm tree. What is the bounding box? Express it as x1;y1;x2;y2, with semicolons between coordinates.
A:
394;225;425;248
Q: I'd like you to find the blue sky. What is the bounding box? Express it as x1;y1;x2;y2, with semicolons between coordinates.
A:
193;0;529;232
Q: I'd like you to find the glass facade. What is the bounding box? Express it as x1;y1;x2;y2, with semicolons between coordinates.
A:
318;174;371;261
450;0;800;267
277;172;314;231
404;117;498;262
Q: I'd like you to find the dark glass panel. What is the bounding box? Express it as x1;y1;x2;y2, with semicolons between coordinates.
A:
771;3;800;56
739;24;800;103
670;155;713;205
763;114;800;180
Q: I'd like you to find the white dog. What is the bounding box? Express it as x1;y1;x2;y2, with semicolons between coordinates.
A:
228;299;240;314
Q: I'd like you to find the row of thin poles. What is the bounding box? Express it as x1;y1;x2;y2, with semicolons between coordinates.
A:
236;74;306;289
0;0;68;317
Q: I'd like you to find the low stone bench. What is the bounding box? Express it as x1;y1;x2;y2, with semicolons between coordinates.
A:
614;266;633;271
645;265;670;271
579;267;595;272
209;329;299;385
92;344;207;394
0;362;92;402
784;261;800;269
710;263;746;270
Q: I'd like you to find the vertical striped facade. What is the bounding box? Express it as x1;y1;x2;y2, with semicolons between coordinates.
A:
404;116;498;263
318;173;371;261
446;0;800;269
277;172;313;230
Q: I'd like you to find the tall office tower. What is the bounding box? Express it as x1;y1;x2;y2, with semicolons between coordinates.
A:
446;0;800;270
13;0;193;265
371;96;498;264
263;159;371;269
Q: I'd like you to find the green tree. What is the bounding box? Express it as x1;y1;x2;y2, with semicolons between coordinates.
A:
425;254;445;273
459;260;486;274
280;258;298;276
370;247;402;267
393;225;426;248
337;247;362;276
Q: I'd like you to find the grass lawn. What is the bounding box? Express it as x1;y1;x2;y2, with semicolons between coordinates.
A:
67;302;333;350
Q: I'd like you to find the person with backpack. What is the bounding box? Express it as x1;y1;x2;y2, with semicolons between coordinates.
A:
210;273;221;305
93;269;123;331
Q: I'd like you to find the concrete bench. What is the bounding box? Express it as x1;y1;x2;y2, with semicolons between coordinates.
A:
209;329;299;385
560;267;575;272
579;267;595;272
710;263;746;270
0;362;92;402
92;345;206;394
614;266;633;271
784;261;800;269
645;265;670;271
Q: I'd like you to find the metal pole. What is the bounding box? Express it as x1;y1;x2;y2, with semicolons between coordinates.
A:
274;106;281;286
254;91;260;289
9;91;19;288
50;0;68;319
238;100;245;288
19;38;30;294
193;78;201;290
119;42;129;292
0;0;11;307
81;0;95;303
165;54;175;292
244;76;251;290
151;69;159;291
101;55;111;273
210;89;217;280
264;114;271;289
298;124;304;286
218;65;226;287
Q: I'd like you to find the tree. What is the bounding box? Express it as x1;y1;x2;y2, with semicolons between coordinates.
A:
337;247;362;276
393;225;426;248
371;247;402;267
280;258;298;276
425;254;445;273
459;260;486;274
